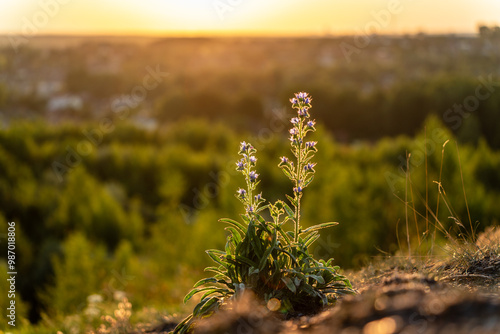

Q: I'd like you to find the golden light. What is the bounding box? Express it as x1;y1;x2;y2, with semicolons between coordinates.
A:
0;0;499;35
267;298;281;311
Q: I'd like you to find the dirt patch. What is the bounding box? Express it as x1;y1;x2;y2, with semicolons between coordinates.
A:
307;273;500;334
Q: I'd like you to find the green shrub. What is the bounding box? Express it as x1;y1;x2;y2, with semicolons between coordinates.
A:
42;232;107;315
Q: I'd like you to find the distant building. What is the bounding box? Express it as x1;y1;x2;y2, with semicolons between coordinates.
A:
47;94;83;112
132;115;158;131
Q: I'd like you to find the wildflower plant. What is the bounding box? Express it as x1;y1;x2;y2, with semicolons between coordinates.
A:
93;298;133;334
173;92;354;334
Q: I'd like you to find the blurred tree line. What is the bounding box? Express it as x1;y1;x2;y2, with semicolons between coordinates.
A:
1;117;500;328
479;25;500;39
1;33;499;147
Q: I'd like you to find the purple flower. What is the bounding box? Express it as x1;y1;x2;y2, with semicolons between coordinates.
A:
306;141;317;149
280;156;289;164
290;117;300;124
249;156;257;164
307;120;316;128
249;171;259;182
239;141;252;153
237;188;246;198
295;92;308;99
236;159;245;171
293;186;303;193
304;163;316;172
297;108;309;117
291;92;311;108
254;193;262;201
247;205;254;213
289;128;299;135
289;136;302;145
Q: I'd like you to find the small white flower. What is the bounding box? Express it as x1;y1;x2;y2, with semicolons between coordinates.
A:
84;306;100;318
113;290;127;302
87;294;103;304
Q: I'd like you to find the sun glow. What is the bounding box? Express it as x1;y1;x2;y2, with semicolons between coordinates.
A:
0;0;499;36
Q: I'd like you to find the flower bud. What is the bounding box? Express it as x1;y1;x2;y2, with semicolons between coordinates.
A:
236;188;246;199
236;159;245;171
249;171;259;182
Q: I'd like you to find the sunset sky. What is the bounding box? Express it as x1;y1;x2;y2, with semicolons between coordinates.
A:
1;0;499;36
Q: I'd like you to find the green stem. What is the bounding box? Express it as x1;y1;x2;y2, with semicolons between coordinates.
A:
246;165;253;214
294;193;301;243
294;123;304;243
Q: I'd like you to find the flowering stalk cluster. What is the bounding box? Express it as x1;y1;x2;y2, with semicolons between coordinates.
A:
279;92;317;242
235;141;265;215
174;92;354;334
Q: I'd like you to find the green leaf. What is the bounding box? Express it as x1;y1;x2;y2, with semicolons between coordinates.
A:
290;270;306;280
303;175;314;187
204;266;225;275
282;277;296;293
235;255;258;267
207;249;226;256
240;214;251;224
248;225;264;256
193;277;217;288
307;274;325;285
304;233;320;248
183;287;216;304
303;266;329;273
294;277;301;287
301;222;339;234
226;255;254;269
282;167;294;180
198;296;220;316
277;226;292;245
216;279;233;288
200;288;229;301
300;282;319;298
255;217;271;234
321;270;334;284
193;296;219;317
206;249;226;266
285;194;297;207
248;266;259;276
172;314;193;334
277;249;298;267
225;239;232;256
225;227;242;244
258;231;277;271
302;230;318;242
219;218;246;235
283;203;294;218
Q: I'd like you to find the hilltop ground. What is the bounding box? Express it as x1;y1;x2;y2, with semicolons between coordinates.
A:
136;228;500;334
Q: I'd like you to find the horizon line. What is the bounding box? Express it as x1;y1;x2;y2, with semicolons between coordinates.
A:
0;31;480;39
